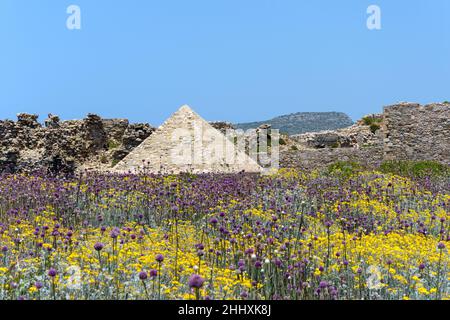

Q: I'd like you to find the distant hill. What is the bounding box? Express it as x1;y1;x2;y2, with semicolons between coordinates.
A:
234;112;354;135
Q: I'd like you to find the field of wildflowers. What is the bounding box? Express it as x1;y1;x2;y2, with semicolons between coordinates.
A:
0;169;448;300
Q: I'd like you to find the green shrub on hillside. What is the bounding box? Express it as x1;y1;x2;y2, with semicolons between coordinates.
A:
327;161;363;178
380;160;450;178
107;139;120;150
363;116;382;134
362;116;380;126
370;123;381;134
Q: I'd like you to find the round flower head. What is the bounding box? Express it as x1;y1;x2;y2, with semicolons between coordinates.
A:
1;246;7;253
48;268;57;277
188;274;205;289
274;258;282;268
35;282;43;290
149;269;158;278
438;242;446;250
155;254;164;263
138;271;148;281
110;228;120;239
319;281;328;289
94;242;104;251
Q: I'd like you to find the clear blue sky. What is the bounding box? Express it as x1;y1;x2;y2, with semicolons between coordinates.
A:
0;0;449;125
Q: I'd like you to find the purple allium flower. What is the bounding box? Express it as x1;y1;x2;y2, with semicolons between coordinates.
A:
244;248;254;255
319;266;324;272
319;281;328;289
94;242;104;251
188;274;205;289
155;254;164;263
209;217;218;225
254;261;262;268
48;268;57;277
274;258;282;268
240;291;248;299
138;271;148;280
1;246;7;253
149;269;158;278
438;242;446;250
110;227;120;239
419;263;426;270
35;282;43;290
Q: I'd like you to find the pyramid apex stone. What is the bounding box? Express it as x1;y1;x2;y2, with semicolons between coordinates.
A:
178;104;193;112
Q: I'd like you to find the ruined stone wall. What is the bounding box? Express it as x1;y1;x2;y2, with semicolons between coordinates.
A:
0;113;154;174
280;143;384;170
383;103;450;165
280;102;449;170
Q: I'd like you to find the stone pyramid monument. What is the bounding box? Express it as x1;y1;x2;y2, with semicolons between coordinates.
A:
113;105;262;174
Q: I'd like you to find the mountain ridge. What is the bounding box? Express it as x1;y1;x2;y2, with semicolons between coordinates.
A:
235;111;354;135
